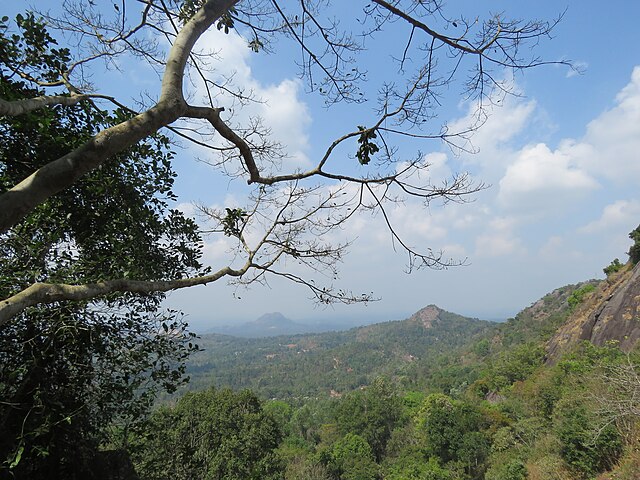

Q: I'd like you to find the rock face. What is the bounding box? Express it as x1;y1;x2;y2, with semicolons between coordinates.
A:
547;262;640;361
410;305;441;329
589;262;640;349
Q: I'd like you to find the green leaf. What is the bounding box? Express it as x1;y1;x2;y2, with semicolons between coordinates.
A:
9;445;24;469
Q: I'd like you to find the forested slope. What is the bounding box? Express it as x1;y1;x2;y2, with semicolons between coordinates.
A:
153;265;640;480
184;306;493;399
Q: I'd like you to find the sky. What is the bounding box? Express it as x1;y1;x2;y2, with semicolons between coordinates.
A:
164;1;640;329
10;1;640;329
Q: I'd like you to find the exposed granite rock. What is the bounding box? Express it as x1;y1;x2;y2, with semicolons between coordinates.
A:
410;305;441;329
547;263;640;361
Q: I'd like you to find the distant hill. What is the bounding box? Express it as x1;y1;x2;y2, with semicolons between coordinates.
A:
209;312;316;338
205;312;379;338
183;305;494;399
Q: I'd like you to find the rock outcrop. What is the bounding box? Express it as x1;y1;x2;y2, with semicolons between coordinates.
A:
547;262;640;361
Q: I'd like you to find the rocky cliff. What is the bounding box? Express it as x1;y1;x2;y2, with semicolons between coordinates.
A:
547;262;640;361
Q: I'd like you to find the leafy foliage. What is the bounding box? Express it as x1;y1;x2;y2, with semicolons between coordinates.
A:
0;16;204;478
557;402;623;476
222;207;248;237
355;126;379;165
327;433;378;480
629;224;640;264
336;378;402;460
132;387;283;480
604;258;624;276
416;394;489;469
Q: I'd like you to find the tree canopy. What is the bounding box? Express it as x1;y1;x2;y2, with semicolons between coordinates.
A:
629;224;640;265
132;387;283;480
0;16;204;476
0;0;567;324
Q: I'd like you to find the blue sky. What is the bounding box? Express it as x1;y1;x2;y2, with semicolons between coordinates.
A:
165;1;640;329
9;1;640;328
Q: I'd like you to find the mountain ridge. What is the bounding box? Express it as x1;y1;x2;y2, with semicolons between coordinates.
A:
204;311;385;338
184;304;493;399
547;261;640;360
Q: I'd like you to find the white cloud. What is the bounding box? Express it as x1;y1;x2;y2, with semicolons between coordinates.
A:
440;243;467;258
192;30;312;169
395;152;453;187
498;143;599;211
448;94;537;168
474;216;525;257
575;66;640;182
448;66;640;220
539;235;564;258
579;200;640;234
201;236;234;262
566;61;589;78
475;231;523;257
176;202;197;218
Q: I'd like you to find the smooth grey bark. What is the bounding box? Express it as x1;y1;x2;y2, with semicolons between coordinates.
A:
0;262;250;328
0;94;90;116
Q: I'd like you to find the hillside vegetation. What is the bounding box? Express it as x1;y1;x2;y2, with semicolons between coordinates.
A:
183;306;493;399
142;265;640;480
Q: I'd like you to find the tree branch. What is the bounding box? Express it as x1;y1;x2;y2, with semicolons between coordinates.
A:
0;0;239;234
0;93;90;116
0;263;249;328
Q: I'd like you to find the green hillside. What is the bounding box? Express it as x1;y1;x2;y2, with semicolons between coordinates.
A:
183;306;494;399
149;277;639;480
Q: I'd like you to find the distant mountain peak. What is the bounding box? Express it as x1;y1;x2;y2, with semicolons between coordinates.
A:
410;305;442;329
209;312;317;338
253;312;292;326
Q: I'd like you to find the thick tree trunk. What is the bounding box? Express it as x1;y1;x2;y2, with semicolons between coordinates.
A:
0;0;239;234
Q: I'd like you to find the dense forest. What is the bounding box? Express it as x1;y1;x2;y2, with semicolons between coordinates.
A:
136;264;640;480
182;307;494;398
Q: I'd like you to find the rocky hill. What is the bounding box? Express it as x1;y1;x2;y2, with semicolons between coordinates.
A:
547;262;640;360
182;305;493;399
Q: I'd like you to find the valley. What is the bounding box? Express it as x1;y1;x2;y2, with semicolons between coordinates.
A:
150;262;640;480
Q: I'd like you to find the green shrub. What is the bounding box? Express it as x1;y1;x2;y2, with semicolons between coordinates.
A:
567;284;596;312
485;459;527;480
557;405;622;477
629;224;640;264
603;258;623;276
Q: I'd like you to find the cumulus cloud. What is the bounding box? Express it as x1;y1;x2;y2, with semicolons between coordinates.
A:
489;66;640;217
498;143;599;211
579;200;640;234
191;29;312;169
474;216;525;257
395;152;452;187
447;93;537;169
575;66;640;181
